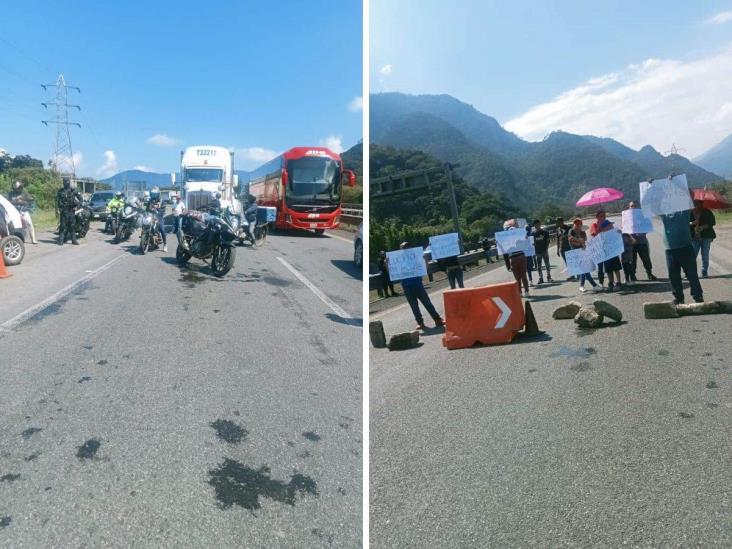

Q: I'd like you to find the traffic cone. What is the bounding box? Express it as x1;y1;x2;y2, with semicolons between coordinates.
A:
520;300;543;337
0;255;11;279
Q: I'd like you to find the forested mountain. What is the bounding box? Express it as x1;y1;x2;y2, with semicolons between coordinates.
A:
370;145;524;256
371;92;725;209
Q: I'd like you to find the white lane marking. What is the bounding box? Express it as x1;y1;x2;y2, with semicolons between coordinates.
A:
326;232;352;244
493;296;511;328
0;254;126;332
276;257;359;327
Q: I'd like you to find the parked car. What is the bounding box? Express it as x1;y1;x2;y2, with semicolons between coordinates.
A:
353;223;363;268
0;194;27;266
89;191;116;220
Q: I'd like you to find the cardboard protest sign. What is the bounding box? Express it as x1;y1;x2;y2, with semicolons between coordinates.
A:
639;174;694;217
387;247;427;281
429;232;461;259
621;209;654;234
494;229;530;255
564;248;596;276
586;230;624;265
516;236;535;257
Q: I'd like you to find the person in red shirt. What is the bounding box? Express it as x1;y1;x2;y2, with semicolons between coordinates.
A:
589;210;623;291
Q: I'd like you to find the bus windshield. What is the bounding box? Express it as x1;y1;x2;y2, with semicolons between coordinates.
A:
286;157;341;205
184;168;223;182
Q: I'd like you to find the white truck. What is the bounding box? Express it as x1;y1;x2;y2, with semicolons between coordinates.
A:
172;146;242;214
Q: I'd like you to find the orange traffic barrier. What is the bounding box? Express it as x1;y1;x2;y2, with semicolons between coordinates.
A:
442;281;524;349
0;254;11;279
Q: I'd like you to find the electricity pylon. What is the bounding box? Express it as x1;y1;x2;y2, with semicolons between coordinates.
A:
42;73;81;177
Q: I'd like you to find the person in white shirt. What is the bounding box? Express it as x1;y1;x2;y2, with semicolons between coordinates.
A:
172;195;186;242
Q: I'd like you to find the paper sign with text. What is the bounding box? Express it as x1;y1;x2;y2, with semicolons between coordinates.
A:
387;247;427;281
639;174;694;217
495;229;530;255
564;248;596;276
586;230;624;265
429;232;461;259
621;209;654;234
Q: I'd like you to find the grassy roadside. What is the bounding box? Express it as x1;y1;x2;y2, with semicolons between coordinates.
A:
30;209;58;231
715;210;732;226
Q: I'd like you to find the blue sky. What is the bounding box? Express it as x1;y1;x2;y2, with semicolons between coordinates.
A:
371;0;732;157
0;0;362;177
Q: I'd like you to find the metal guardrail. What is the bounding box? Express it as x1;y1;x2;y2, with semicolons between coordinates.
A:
341;202;363;224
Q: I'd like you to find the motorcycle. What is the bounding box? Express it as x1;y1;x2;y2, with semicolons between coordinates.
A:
115;201;140;243
176;210;237;277
223;208;266;247
139;210;163;254
104;205;121;234
75;202;92;239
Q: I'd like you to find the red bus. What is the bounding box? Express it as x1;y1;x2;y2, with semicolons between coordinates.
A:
247;147;355;234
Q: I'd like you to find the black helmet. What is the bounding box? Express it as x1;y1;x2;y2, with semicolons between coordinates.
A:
115;191;123;199
150;187;160;201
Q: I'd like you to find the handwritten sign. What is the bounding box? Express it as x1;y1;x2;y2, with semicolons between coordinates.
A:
494;229;530;255
516;236;535;257
639;174;694;217
621;209;654;234
564;248;596;276
586;230;624;265
429;232;460;259
387;247;427;282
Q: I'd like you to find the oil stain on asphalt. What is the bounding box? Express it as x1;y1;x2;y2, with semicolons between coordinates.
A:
551;346;597;359
210;419;248;444
21;427;42;439
76;439;101;460
207;459;318;513
302;431;321;442
0;474;20;482
0;517;10;528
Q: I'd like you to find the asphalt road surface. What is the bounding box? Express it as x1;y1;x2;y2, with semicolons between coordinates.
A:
0;223;362;548
370;219;732;548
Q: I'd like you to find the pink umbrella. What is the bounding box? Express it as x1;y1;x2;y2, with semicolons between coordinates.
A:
575;187;624;207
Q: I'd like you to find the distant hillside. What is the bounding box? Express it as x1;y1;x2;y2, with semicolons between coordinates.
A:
371;92;725;208
102;169;251;190
695;133;732;179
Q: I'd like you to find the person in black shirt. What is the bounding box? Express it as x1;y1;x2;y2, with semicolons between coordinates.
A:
690;200;716;278
530;219;552;283
437;253;464;289
377;250;398;296
555;217;575;281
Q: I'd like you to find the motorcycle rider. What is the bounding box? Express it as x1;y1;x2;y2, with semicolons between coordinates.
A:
172;195;186;243
7;180;37;244
105;191;125;233
243;192;258;242
147;187;167;252
56;179;82;245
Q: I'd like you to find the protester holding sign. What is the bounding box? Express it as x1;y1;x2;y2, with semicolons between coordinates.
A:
377;251;398;297
690;200;716;278
589;210;623;292
437;255;464;289
502;222;530;296
568;219;598;292
393;242;444;330
530;219;552;284
628;201;658;281
656;196;704;304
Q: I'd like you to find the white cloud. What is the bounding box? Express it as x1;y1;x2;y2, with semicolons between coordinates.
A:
96;150;118;177
707;10;732;24
319;135;343;153
380;64;392;75
234;146;278;170
504;44;732;158
146;133;180;147
348;96;363;112
133;165;155;172
54;151;83;174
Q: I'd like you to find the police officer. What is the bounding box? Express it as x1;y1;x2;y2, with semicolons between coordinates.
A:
56;179;82;245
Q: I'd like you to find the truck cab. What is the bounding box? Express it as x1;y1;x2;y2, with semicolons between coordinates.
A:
175;146;241;215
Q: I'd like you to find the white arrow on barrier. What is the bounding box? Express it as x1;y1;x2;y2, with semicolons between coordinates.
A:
492;296;512;329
